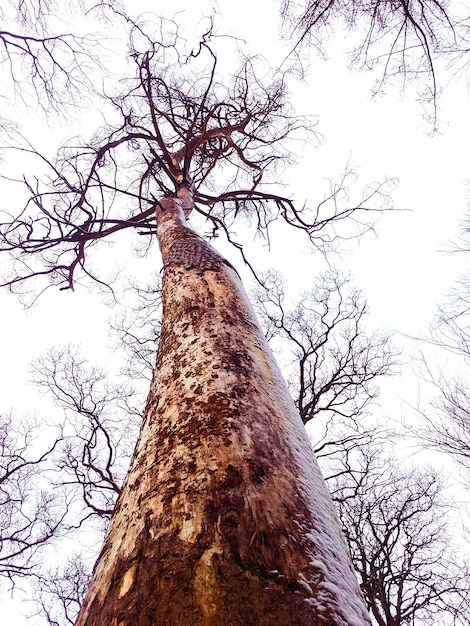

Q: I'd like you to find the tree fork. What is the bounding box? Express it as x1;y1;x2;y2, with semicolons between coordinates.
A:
75;191;370;625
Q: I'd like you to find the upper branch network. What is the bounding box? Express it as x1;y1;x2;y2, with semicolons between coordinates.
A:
0;17;390;295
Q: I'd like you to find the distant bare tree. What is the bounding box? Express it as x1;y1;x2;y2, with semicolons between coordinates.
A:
417;364;470;490
31;346;140;522
0;1;113;114
416;242;470;488
0;28;94;112
109;273;163;383
252;269;397;460
331;446;470;626
0;411;65;586
33;554;90;626
281;0;470;123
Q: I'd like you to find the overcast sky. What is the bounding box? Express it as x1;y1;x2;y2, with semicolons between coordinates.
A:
1;0;469;622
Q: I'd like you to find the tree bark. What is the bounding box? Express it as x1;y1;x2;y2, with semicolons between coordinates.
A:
75;190;371;625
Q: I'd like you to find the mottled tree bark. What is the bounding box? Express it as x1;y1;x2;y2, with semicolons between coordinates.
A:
75;188;371;626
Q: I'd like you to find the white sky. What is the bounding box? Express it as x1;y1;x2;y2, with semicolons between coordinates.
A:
1;0;469;623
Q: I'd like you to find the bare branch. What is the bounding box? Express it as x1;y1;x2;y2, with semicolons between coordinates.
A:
0;17;393;298
0;411;66;585
281;0;470;125
31;346;139;521
253;270;397;415
331;448;470;625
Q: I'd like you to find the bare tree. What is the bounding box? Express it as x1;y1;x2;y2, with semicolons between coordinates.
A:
0;4;466;625
0;27;95;112
0;17;386;624
20;264;394;624
109;273;163;383
31;346;140;522
408;210;470;487
252;269;397;459
280;0;470;123
0;411;66;586
330;446;470;625
33;555;90;626
415;258;470;488
25;278;469;626
417;364;470;490
0;16;391;299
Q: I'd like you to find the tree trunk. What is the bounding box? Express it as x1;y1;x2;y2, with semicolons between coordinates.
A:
75;190;371;626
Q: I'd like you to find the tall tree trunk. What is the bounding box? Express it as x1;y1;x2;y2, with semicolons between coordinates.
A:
75;189;371;626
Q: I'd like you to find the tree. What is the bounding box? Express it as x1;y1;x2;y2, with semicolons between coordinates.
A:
417;361;470;490
330;446;470;625
0;18;383;625
0;411;65;586
33;555;90;626
75;188;371;626
416;237;470;488
252;269;396;460
249;265;470;623
23;267;394;622
109;273;163;385
0;2;466;620
27;276;470;625
31;346;140;522
281;0;470;124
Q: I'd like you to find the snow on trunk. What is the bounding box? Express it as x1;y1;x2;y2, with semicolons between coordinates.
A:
75;193;371;626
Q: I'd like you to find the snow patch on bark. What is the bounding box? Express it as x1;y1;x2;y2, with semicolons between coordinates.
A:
292;444;372;625
226;265;371;625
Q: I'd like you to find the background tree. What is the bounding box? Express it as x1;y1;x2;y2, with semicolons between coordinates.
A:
109;273;163;385
417;361;470;490
280;0;470;124
252;269;397;461
416;219;470;489
0;1;118;116
0;411;65;586
33;555;90;626
32;346;140;522
330;445;470;625
251;263;470;624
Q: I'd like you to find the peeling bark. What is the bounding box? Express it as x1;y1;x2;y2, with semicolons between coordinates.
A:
75;191;371;626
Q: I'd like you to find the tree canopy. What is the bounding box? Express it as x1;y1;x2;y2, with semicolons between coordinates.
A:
1;14;393;300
